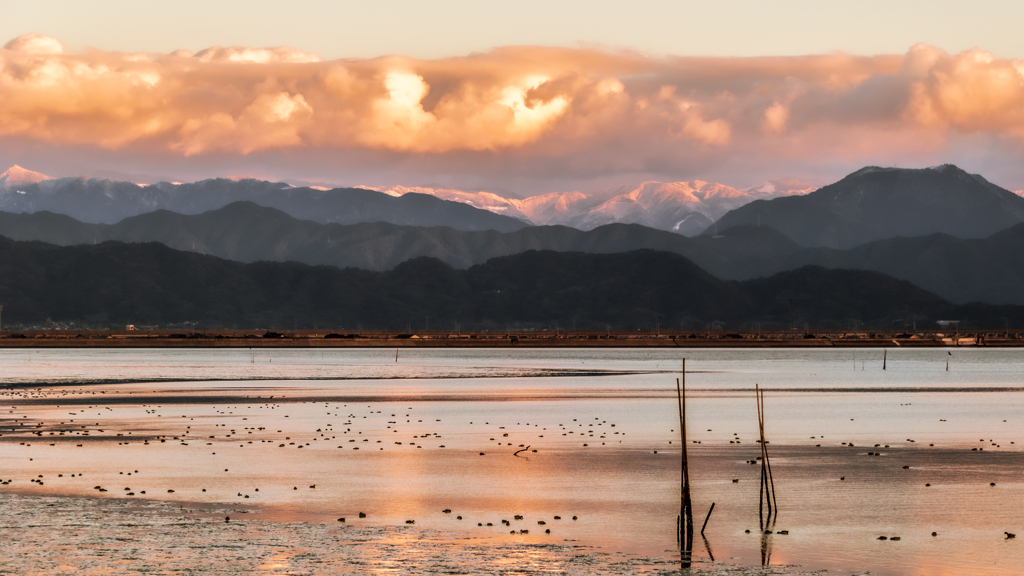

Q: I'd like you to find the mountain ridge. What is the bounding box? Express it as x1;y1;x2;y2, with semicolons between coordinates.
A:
0;172;528;232
372;178;816;235
0;165;817;236
5;201;1024;305
2;235;1016;330
709;165;1024;248
0;201;701;270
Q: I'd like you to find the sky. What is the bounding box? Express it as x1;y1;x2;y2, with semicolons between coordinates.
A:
2;0;1024;194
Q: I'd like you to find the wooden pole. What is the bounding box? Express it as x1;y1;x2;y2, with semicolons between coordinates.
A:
758;385;771;520
677;375;684;542
683;384;693;548
677;374;684;543
761;388;778;514
676;359;693;550
757;384;765;523
757;385;777;524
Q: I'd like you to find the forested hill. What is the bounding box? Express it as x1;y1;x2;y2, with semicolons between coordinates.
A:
0;236;1020;330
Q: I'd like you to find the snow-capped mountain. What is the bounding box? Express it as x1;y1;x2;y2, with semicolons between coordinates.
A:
374;179;816;235
0;163;817;235
0;167;527;231
0;165;51;189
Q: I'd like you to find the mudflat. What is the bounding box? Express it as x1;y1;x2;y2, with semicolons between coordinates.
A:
1;347;1023;575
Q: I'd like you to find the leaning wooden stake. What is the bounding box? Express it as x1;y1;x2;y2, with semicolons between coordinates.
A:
757;384;769;523
701;502;716;536
756;385;778;526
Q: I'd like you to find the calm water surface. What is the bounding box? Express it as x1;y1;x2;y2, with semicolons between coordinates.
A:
1;347;1023;575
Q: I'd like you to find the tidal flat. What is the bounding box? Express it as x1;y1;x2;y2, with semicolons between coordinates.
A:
1;348;1023;575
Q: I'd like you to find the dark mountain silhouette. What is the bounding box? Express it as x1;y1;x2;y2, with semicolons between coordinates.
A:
1;236;1018;330
690;223;1024;306
708;165;1024;248
0;177;527;232
765;224;1024;305
4;203;1024;305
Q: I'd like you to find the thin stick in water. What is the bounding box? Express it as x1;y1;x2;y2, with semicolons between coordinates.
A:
701;502;716;536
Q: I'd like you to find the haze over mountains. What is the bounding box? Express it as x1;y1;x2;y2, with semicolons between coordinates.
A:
5;199;1024;306
372;179;817;235
0;202;699;271
4;163;1024;324
0;165;817;236
0;202;792;284
7;164;1019;245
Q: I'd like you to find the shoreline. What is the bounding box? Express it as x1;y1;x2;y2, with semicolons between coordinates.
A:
1;329;1020;348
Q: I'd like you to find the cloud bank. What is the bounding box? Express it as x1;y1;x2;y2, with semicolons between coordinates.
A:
2;35;1024;189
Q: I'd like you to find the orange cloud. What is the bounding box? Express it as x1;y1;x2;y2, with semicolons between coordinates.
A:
905;44;1024;134
1;34;1024;187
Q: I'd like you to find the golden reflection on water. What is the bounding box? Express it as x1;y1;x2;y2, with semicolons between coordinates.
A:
3;348;1024;575
257;552;293;573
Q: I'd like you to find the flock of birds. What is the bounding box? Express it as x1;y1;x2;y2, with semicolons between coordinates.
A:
0;381;1020;548
0;386;635;538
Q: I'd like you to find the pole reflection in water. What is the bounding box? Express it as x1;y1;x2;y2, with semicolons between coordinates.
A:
703;535;714;562
761;529;773;567
5;348;1024;575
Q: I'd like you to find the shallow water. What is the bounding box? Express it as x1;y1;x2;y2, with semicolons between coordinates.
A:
1;347;1023;574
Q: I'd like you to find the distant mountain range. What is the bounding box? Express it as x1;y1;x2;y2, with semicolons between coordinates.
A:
4;164;1023;245
1;235;1015;330
710;165;1024;248
372;179;816;235
0;165;816;236
0;166;527;232
0;201;697;270
6;162;1024;312
5;200;1024;306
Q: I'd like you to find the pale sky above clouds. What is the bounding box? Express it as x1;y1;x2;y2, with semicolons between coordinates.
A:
2;0;1024;193
4;0;1023;61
